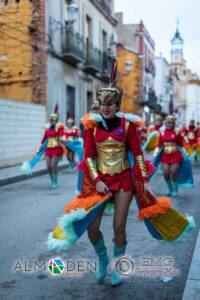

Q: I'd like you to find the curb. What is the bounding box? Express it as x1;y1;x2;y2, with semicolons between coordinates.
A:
0;164;68;187
182;230;200;299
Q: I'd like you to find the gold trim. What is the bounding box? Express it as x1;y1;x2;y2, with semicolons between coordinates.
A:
86;158;99;180
135;155;148;178
125;120;130;135
47;137;60;148
96;137;130;175
163;142;178;154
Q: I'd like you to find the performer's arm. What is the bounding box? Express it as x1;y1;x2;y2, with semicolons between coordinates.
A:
127;122;149;182
58;124;65;138
84;128;100;183
177;132;185;147
153;133;163;155
41;131;47;144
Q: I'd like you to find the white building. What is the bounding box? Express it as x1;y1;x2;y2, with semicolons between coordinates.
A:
46;0;117;125
185;79;200;124
155;56;172;114
170;25;187;123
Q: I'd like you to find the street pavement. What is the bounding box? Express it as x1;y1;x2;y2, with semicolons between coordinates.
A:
0;163;200;300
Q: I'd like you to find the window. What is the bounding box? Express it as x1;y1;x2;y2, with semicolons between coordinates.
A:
66;85;75;120
86;15;92;43
102;30;107;52
87;91;93;113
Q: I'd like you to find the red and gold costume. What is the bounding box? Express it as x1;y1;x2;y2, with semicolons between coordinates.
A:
41;123;65;157
152;124;162;133
187;126;198;146
138;126;148;144
65;126;80;140
156;129;184;164
179;126;187;138
84;116;148;192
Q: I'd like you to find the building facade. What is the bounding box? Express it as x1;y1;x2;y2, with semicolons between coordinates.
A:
115;13;156;121
170;25;187;123
0;0;47;104
185;77;200;124
117;44;141;114
0;0;117;167
155;55;173;115
0;0;47;167
47;0;117;124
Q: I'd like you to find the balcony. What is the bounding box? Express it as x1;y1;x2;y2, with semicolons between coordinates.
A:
84;41;102;74
61;29;85;65
101;53;113;82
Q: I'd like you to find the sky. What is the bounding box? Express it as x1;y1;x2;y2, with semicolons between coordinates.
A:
114;0;200;75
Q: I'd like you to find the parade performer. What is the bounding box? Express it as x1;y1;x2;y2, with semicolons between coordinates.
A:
142;116;163;153
138;125;148;145
65;118;80;169
41;113;65;188
186;120;200;161
179;123;187;138
187;120;198;147
61;118;83;193
21;111;65;189
152;115;193;197
47;61;195;287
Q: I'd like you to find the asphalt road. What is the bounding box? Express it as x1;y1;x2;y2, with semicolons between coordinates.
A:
0;163;200;300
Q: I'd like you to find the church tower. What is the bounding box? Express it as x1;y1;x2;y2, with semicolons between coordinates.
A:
170;21;186;79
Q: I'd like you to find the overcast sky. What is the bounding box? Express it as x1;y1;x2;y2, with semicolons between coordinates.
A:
115;0;200;75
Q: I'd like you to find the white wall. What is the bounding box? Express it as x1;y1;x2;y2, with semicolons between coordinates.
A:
155;57;171;114
186;83;200;124
0;100;46;168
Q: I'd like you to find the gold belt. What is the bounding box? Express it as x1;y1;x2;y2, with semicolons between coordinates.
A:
163;142;177;154
188;132;195;139
47;137;60;148
97;157;130;175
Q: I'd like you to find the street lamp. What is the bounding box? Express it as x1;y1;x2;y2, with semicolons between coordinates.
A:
117;58;133;77
66;1;79;24
124;59;132;73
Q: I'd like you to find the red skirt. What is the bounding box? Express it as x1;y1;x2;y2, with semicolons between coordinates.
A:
45;147;63;157
99;168;134;192
188;139;198;146
161;150;183;164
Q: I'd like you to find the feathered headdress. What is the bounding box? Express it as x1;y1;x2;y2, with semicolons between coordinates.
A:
97;58;122;106
50;103;59;121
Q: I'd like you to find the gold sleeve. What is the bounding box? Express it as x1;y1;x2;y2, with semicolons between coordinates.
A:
85;158;99;181
135;155;148;178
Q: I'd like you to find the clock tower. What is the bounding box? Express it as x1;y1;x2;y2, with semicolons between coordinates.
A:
170;21;185;78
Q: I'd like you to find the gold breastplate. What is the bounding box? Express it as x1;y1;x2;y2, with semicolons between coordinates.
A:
47;136;60;148
163;142;178;154
188;132;195;139
96;137;130;175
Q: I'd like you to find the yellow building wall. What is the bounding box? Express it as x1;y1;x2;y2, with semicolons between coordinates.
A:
117;45;141;114
0;0;33;102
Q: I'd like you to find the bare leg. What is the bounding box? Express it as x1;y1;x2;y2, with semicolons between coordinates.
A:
170;163;180;197
113;189;133;247
51;156;60;174
170;163;180;181
46;156;52;174
162;163;171;180
111;189;133;286
87;205;106;245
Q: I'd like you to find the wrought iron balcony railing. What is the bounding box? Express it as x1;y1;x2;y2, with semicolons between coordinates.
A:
61;29;85;65
85;40;103;74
